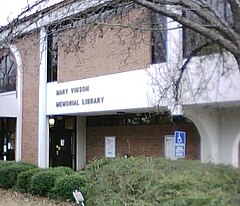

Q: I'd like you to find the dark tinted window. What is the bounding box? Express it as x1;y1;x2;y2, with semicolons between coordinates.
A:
0;51;16;93
151;12;167;63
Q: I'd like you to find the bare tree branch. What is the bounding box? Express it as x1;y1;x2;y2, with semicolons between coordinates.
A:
132;0;240;71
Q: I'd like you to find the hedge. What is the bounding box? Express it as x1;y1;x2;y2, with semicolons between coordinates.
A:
0;158;239;206
49;172;85;201
0;162;36;189
16;167;42;192
30;167;74;196
83;157;240;206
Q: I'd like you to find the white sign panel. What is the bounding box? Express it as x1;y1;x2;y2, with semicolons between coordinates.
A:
105;136;116;158
164;135;175;160
46;69;152;115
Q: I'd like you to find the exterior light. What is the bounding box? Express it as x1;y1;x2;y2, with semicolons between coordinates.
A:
171;104;183;116
49;117;55;127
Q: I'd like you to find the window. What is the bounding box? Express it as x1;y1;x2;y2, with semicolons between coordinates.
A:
47;30;58;82
182;1;228;57
0;50;16;93
182;11;213;57
87;113;188;127
151;12;167;63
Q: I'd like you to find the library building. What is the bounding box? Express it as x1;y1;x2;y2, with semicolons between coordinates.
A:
0;0;239;170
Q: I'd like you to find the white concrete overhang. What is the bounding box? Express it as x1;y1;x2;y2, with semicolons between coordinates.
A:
0;91;18;117
46;54;240;117
0;0;112;43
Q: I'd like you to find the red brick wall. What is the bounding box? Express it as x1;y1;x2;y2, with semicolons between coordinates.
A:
58;8;151;82
17;32;40;165
86;123;200;162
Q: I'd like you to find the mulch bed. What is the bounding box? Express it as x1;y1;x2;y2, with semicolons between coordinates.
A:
0;189;76;206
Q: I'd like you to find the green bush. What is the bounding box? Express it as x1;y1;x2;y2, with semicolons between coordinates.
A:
84;158;111;172
50;166;74;175
83;157;240;206
16;167;42;192
0;160;14;168
0;161;36;189
30;167;74;197
49;172;85;201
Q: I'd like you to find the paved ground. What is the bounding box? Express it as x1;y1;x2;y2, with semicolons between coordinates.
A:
0;189;76;206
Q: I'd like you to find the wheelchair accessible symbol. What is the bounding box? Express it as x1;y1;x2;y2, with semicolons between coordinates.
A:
175;131;186;145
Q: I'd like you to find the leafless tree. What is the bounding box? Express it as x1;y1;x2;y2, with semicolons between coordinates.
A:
0;0;238;110
132;0;240;72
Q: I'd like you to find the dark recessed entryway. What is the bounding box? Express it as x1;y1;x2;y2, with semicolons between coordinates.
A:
49;116;76;170
0;117;16;161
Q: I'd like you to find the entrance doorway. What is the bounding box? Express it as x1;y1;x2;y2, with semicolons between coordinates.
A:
49;116;76;170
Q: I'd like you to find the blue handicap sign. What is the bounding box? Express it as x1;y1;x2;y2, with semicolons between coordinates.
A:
174;131;186;158
174;131;186;145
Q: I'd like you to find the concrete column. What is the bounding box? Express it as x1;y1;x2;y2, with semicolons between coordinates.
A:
10;45;23;162
76;116;86;170
38;27;48;168
218;108;240;167
232;136;240;167
185;106;220;164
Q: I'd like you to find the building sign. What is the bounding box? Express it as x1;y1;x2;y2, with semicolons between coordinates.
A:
54;85;105;108
105;136;116;158
46;69;152;115
174;131;186;158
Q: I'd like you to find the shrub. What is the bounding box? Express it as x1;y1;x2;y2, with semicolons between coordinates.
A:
49;172;85;201
0;160;14;168
0;161;36;189
16;167;42;192
83;157;240;206
84;158;111;172
30;167;74;197
50;166;74;175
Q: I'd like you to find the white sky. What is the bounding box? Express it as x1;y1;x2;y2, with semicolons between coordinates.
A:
0;0;63;26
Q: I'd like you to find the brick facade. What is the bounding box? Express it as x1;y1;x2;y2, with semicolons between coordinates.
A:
86;123;200;163
17;32;40;165
58;7;151;82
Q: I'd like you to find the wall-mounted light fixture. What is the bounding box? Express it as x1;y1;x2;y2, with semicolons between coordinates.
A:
171;104;183;116
49;117;55;127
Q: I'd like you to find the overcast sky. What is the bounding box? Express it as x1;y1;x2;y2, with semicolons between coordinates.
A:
0;0;63;26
